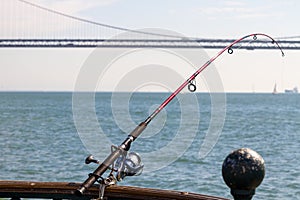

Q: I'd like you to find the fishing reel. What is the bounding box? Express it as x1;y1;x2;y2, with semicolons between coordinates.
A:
85;146;144;182
114;151;144;181
84;146;144;199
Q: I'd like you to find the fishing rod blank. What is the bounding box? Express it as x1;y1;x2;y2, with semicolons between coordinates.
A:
75;33;284;195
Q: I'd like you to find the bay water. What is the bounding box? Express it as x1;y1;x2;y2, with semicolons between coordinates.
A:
0;92;299;199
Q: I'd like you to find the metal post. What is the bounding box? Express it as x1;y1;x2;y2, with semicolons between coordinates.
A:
222;148;265;200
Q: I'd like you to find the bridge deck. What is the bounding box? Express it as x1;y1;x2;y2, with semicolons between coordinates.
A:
1;39;299;49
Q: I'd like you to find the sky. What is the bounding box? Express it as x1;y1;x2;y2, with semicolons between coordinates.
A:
0;0;299;92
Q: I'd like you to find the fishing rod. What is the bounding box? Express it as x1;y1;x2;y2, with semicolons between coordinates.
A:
75;33;284;196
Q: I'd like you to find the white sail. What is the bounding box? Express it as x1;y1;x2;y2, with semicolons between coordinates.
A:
272;83;278;94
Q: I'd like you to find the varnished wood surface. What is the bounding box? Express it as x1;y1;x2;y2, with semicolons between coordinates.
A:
0;180;229;200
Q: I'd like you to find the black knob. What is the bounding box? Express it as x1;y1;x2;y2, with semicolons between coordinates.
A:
222;148;265;200
85;155;99;164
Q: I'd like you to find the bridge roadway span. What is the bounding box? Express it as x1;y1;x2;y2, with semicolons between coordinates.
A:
1;38;300;49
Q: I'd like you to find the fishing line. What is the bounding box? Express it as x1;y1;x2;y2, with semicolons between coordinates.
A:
236;38;255;50
228;35;262;54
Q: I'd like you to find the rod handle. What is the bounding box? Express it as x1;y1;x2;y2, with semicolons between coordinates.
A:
129;122;147;139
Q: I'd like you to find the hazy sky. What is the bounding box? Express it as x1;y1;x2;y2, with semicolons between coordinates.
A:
0;0;299;92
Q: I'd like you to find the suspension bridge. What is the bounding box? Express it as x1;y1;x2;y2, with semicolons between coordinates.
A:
1;0;300;49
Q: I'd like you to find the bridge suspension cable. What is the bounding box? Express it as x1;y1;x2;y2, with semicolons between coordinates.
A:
18;0;189;40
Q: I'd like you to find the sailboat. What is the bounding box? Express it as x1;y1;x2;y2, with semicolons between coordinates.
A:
272;83;278;94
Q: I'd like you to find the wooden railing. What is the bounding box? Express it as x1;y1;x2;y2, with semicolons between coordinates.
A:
0;180;228;200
